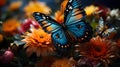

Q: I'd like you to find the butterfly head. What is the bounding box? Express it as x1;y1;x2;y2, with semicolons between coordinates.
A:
33;12;48;22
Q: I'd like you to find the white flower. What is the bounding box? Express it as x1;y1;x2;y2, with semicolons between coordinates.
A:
110;9;119;18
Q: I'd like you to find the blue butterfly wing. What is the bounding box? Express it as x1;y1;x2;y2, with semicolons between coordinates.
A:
67;21;93;42
64;0;93;42
33;12;70;52
67;21;87;37
33;12;60;33
52;29;70;52
64;0;86;25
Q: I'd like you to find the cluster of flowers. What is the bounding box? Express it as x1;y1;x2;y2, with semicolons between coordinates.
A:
0;0;120;67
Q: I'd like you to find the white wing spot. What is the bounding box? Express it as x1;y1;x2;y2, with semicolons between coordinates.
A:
69;0;72;2
47;17;49;19
66;10;68;12
36;12;40;15
69;6;72;9
42;15;46;19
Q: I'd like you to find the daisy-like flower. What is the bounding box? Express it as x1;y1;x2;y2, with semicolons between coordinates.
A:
54;0;68;24
2;18;20;35
80;36;118;66
22;28;54;57
24;1;51;17
8;1;22;11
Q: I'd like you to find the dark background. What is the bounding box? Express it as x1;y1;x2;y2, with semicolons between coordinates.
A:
40;0;120;10
1;0;120;12
40;0;120;9
94;0;120;9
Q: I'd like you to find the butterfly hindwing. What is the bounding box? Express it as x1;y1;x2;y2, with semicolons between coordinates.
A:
67;21;86;37
102;28;115;37
52;29;70;52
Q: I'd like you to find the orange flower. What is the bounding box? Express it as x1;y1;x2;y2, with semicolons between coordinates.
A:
80;36;118;64
8;1;22;11
22;28;54;57
35;56;56;67
24;1;51;17
51;58;76;67
2;18;20;35
54;0;68;23
54;11;64;24
89;36;108;57
0;34;3;42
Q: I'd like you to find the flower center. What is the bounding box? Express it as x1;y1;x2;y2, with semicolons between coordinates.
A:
94;46;102;52
40;35;44;38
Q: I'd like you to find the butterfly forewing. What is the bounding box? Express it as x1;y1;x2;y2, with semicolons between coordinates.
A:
64;0;86;25
33;12;61;33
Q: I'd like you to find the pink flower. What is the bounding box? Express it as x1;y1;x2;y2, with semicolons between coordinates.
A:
0;50;14;64
19;19;40;34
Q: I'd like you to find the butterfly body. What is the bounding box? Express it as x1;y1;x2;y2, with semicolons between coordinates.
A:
33;0;93;52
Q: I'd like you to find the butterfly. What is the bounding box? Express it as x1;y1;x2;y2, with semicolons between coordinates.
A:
96;17;117;37
33;0;93;52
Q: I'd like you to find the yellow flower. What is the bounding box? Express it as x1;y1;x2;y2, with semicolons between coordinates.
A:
24;1;51;17
8;1;22;11
22;28;54;57
2;18;20;35
0;34;3;42
85;5;98;16
54;0;68;23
